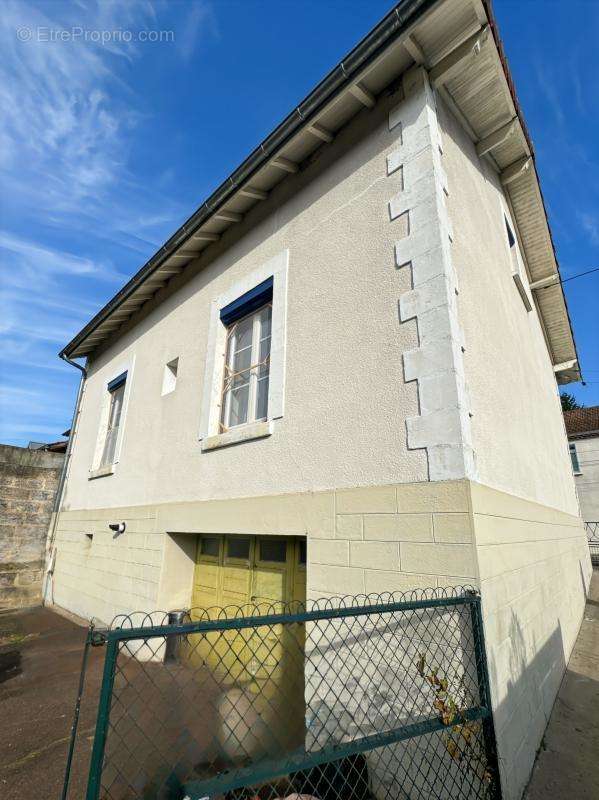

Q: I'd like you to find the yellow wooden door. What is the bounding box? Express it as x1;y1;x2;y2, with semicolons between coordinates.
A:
188;536;305;673
186;535;306;753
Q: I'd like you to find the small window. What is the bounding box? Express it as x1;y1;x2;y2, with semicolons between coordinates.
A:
504;213;532;312
200;536;220;558
504;216;521;273
505;216;516;248
569;443;581;474
161;358;178;396
259;538;286;563
100;374;126;468
227;536;250;560
220;304;271;430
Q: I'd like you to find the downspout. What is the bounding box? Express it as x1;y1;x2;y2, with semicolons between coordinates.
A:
42;353;88;606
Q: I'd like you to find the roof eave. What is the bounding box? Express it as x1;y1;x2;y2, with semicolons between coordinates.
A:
61;0;581;386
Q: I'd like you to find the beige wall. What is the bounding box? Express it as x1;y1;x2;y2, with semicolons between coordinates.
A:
52;479;476;624
571;434;599;522
438;99;579;516
471;482;591;800
62;87;427;513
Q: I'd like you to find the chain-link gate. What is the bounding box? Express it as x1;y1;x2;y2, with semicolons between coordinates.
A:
77;588;501;800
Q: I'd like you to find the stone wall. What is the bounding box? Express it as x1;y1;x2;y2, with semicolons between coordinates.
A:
0;444;64;610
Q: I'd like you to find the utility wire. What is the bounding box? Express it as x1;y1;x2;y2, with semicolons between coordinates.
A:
537;266;599;288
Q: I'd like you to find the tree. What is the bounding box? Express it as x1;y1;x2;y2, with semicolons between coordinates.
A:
560;392;583;412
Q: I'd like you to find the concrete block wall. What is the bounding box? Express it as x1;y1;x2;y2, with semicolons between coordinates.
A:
0;444;64;610
309;479;478;598
471;482;592;800
51;506;164;625
52;480;479;623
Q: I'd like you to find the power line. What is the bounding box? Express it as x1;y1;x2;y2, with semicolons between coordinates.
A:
537;266;599;288
561;266;599;284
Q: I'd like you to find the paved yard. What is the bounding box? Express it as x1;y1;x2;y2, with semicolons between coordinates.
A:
525;569;599;799
0;606;103;800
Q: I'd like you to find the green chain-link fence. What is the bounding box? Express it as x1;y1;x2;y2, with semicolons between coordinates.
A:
80;587;501;800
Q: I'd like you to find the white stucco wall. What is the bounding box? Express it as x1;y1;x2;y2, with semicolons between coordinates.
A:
63;89;428;512
572;434;599;521
437;98;579;516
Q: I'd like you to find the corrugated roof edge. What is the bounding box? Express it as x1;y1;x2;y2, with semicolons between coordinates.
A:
60;0;436;359
481;0;581;379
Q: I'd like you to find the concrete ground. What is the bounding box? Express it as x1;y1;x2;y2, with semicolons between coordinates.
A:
0;605;103;800
524;569;599;800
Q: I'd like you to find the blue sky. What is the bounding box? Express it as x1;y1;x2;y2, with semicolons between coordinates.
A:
0;0;597;447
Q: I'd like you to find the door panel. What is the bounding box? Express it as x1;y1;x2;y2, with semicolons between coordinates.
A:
185;534;307;755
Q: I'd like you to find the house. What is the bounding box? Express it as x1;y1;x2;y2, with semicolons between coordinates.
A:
565;405;599;563
47;1;591;798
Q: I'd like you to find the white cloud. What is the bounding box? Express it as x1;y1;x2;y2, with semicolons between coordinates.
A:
0;231;99;276
533;57;565;128
178;1;218;61
0;0;218;445
580;213;599;247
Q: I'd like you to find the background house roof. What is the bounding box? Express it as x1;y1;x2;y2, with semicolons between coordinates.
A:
564;406;599;439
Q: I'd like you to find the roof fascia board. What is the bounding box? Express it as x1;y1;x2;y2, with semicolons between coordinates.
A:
61;0;439;359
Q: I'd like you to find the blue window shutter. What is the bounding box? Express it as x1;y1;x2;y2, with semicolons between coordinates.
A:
107;371;127;392
220;277;273;325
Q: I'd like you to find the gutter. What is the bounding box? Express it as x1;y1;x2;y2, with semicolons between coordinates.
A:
60;0;437;359
42;354;87;605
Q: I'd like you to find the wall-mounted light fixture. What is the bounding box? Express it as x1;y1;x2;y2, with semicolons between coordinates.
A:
109;522;126;537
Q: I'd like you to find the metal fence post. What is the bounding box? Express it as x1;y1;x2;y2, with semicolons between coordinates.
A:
85;636;119;800
164;609;188;663
469;593;502;799
61;623;94;800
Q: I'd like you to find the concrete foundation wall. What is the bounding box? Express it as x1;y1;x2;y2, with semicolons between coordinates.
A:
51;479;476;624
0;444;64;610
471;482;591;800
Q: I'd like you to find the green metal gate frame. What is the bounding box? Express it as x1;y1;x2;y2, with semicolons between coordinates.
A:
83;592;502;800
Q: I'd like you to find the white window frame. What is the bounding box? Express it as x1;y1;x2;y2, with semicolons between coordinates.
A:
220;304;271;431
199;250;288;451
501;201;532;312
89;356;135;478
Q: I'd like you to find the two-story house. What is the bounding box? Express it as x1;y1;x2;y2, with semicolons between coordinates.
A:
47;1;591;797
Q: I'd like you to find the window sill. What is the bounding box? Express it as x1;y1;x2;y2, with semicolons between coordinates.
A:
89;465;115;480
201;420;274;452
512;272;532;312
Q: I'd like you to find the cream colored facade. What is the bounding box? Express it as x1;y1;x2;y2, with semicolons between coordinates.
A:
570;433;599;522
50;8;590;799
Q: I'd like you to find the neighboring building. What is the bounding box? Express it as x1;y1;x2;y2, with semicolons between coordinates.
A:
0;444;64;609
27;431;70;454
48;1;590;798
565;405;599;551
